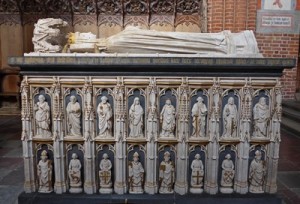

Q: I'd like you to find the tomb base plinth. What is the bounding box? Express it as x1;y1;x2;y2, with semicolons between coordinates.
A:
18;192;282;204
9;56;295;199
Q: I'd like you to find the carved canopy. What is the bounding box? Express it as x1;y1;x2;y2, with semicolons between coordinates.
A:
0;0;207;31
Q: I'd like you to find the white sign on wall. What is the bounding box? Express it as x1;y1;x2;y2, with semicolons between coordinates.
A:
261;15;292;27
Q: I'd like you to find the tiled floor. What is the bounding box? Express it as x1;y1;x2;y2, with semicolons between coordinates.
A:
0;116;300;204
0;116;23;204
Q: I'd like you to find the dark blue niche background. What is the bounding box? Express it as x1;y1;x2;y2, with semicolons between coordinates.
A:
97;145;115;185
190;90;208;136
249;145;266;162
96;89;114;135
128;89;145;135
65;89;83;135
218;146;236;186
188;146;206;186
36;144;54;185
251;90;269;136
220;90;239;136
67;144;84;186
34;89;52;131
127;145;146;177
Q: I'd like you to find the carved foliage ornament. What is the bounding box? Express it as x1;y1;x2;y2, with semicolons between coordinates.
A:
0;0;18;12
176;0;201;15
124;0;149;15
44;0;70;14
19;0;44;13
97;0;122;15
151;0;174;14
70;0;96;14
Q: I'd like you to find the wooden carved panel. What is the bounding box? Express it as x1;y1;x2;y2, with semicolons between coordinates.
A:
0;0;19;12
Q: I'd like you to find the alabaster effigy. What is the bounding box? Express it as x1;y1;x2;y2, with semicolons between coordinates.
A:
10;18;296;197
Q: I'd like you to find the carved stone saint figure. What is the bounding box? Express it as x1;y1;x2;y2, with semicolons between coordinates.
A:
160;99;176;138
129;97;144;138
253;97;270;138
37;150;53;193
249;150;266;193
220;154;235;193
34;95;51;137
128;152;145;194
97;96;113;138
99;153;113;193
68;153;82;193
223;97;238;138
66;96;82;137
159;151;175;194
190;154;204;194
191;97;208;137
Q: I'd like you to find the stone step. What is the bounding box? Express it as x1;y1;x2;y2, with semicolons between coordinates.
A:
18;192;282;204
282;100;300;112
281;116;300;137
282;105;300;122
281;101;300;137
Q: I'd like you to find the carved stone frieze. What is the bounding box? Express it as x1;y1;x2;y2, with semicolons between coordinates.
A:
20;75;281;195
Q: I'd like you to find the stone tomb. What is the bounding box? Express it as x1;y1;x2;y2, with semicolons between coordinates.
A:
9;56;295;199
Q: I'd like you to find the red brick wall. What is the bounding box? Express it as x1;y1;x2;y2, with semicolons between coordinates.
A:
207;0;299;99
256;34;299;99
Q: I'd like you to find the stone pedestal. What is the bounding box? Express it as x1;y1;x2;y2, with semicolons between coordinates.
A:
10;56;295;196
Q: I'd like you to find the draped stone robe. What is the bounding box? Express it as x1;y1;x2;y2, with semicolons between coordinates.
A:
37;159;52;192
128;161;144;192
253;103;270;137
35;101;51;137
97;102;113;137
69;158;82;186
66;102;82;136
129;103;144;137
159;161;175;193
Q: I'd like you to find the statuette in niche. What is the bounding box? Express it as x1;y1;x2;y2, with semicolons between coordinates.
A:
37;150;53;193
34;95;51;138
99;153;113;193
160;99;176;138
128;152;145;194
129;97;144;138
220;154;235;194
222;97;238;138
159;151;175;194
253;97;270;138
97;96;113;138
191;97;207;137
249;150;266;193
190;154;204;194
66;96;82;137
68;153;83;193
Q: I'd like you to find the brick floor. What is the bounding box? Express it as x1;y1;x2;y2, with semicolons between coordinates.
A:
0;116;300;203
